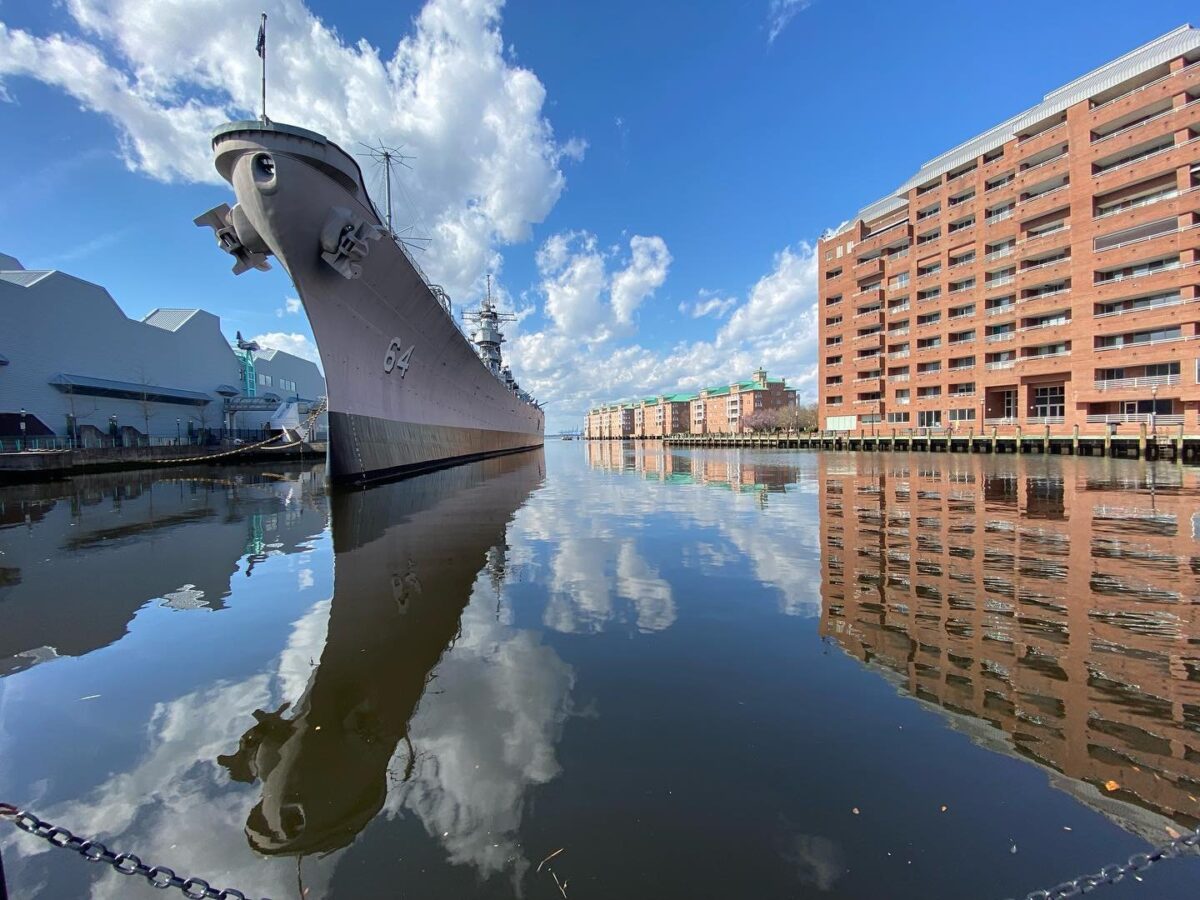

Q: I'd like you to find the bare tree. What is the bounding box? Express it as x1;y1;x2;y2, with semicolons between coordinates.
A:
130;364;157;445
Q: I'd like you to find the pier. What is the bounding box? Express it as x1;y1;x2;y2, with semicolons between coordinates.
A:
637;423;1200;461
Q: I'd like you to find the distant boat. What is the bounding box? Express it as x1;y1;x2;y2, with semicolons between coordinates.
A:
197;120;543;483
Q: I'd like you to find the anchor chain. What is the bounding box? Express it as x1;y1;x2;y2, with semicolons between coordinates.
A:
0;803;270;899
1007;824;1200;899
144;399;327;467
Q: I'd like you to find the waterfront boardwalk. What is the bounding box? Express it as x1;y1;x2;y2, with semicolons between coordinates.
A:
595;425;1200;461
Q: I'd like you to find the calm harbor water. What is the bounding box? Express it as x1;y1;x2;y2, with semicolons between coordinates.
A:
0;442;1198;899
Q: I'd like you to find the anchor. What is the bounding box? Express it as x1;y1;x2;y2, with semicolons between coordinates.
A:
194;202;272;275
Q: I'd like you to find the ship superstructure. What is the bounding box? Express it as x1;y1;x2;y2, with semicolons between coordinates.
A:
196;120;544;482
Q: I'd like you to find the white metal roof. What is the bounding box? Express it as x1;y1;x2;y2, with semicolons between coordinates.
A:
142;308;202;331
828;25;1200;238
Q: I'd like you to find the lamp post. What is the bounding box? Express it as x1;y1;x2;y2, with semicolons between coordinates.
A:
176;417;181;445
19;407;26;451
1151;384;1158;436
109;414;118;448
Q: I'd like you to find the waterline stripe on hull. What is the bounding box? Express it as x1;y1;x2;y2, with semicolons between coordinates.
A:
327;410;543;483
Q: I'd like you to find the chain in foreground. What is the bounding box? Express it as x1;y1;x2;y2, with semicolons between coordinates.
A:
5;799;1199;898
1006;824;1200;899
0;804;270;900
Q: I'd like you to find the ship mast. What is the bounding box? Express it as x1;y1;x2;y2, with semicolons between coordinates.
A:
462;275;517;377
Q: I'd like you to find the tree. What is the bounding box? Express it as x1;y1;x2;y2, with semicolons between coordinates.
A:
131;364;157;445
742;410;778;433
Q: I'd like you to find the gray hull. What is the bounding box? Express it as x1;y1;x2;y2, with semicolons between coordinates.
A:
203;121;544;483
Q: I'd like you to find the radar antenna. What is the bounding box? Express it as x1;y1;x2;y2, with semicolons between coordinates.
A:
355;141;431;254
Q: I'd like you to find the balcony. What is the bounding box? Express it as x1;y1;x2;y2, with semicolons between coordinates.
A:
1094;293;1190;319
888;326;911;337
887;374;910;383
985;245;1015;262
1019;319;1069;334
1018;224;1070;252
1014;151;1069;191
855;256;885;278
1094;332;1190;352
985;208;1014;227
1019;286;1071;305
1015;119;1067;154
853;285;884;301
1091;262;1192;302
854;331;884;343
887;350;911;360
888;302;911;314
1086;413;1184;426
1093;373;1181;391
1088;60;1200;125
984;416;1019;426
1093;186;1198;224
1092;98;1200;153
1026;416;1065;426
856;219;912;254
1016;184;1070;220
1091;137;1200;195
985;331;1016;343
986;304;1016;317
887;279;911;293
985;360;1016;371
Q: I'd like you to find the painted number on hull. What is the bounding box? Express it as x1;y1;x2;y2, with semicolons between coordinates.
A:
384;337;415;377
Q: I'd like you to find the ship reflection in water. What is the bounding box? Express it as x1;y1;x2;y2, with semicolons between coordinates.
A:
2;443;1199;898
218;452;551;859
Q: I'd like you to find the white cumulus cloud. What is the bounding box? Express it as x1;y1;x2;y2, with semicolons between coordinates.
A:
0;0;582;299
249;330;321;366
514;240;820;432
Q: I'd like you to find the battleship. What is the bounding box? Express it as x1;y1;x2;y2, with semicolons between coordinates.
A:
196;120;544;483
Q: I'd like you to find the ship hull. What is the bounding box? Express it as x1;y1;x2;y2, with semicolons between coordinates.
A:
205;121;544;483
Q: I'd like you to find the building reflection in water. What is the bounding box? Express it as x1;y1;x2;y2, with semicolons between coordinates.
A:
219;449;553;859
817;452;1200;837
585;438;806;495
0;465;328;675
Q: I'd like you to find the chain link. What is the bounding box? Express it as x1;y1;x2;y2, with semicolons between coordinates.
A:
143;399;327;467
0;803;266;900
1007;825;1200;899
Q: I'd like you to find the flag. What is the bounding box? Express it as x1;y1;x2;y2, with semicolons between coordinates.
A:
256;14;266;59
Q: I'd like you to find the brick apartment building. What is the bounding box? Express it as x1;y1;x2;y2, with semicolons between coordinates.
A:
585;368;797;438
818;25;1200;436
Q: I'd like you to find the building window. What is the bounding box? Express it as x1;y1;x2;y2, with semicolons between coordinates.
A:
949;408;976;422
257;373;273;387
1032;385;1065;418
917;410;942;428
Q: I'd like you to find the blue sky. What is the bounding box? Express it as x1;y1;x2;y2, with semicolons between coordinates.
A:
0;0;1195;430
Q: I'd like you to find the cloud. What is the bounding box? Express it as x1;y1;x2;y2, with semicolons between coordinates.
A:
249;331;321;365
513;240;820;432
679;292;738;319
611;235;671;324
767;0;813;43
274;297;303;318
0;0;582;299
535;230;671;338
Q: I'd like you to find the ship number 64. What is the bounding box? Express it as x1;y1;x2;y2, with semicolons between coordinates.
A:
384;337;414;377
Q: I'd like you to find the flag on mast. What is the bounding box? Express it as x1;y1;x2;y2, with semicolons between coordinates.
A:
256;12;267;121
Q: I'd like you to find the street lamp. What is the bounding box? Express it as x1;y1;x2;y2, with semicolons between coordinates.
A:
19;407;26;451
176;417;181;445
1151;384;1158;435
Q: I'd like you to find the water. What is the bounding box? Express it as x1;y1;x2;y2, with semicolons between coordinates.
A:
0;443;1197;899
